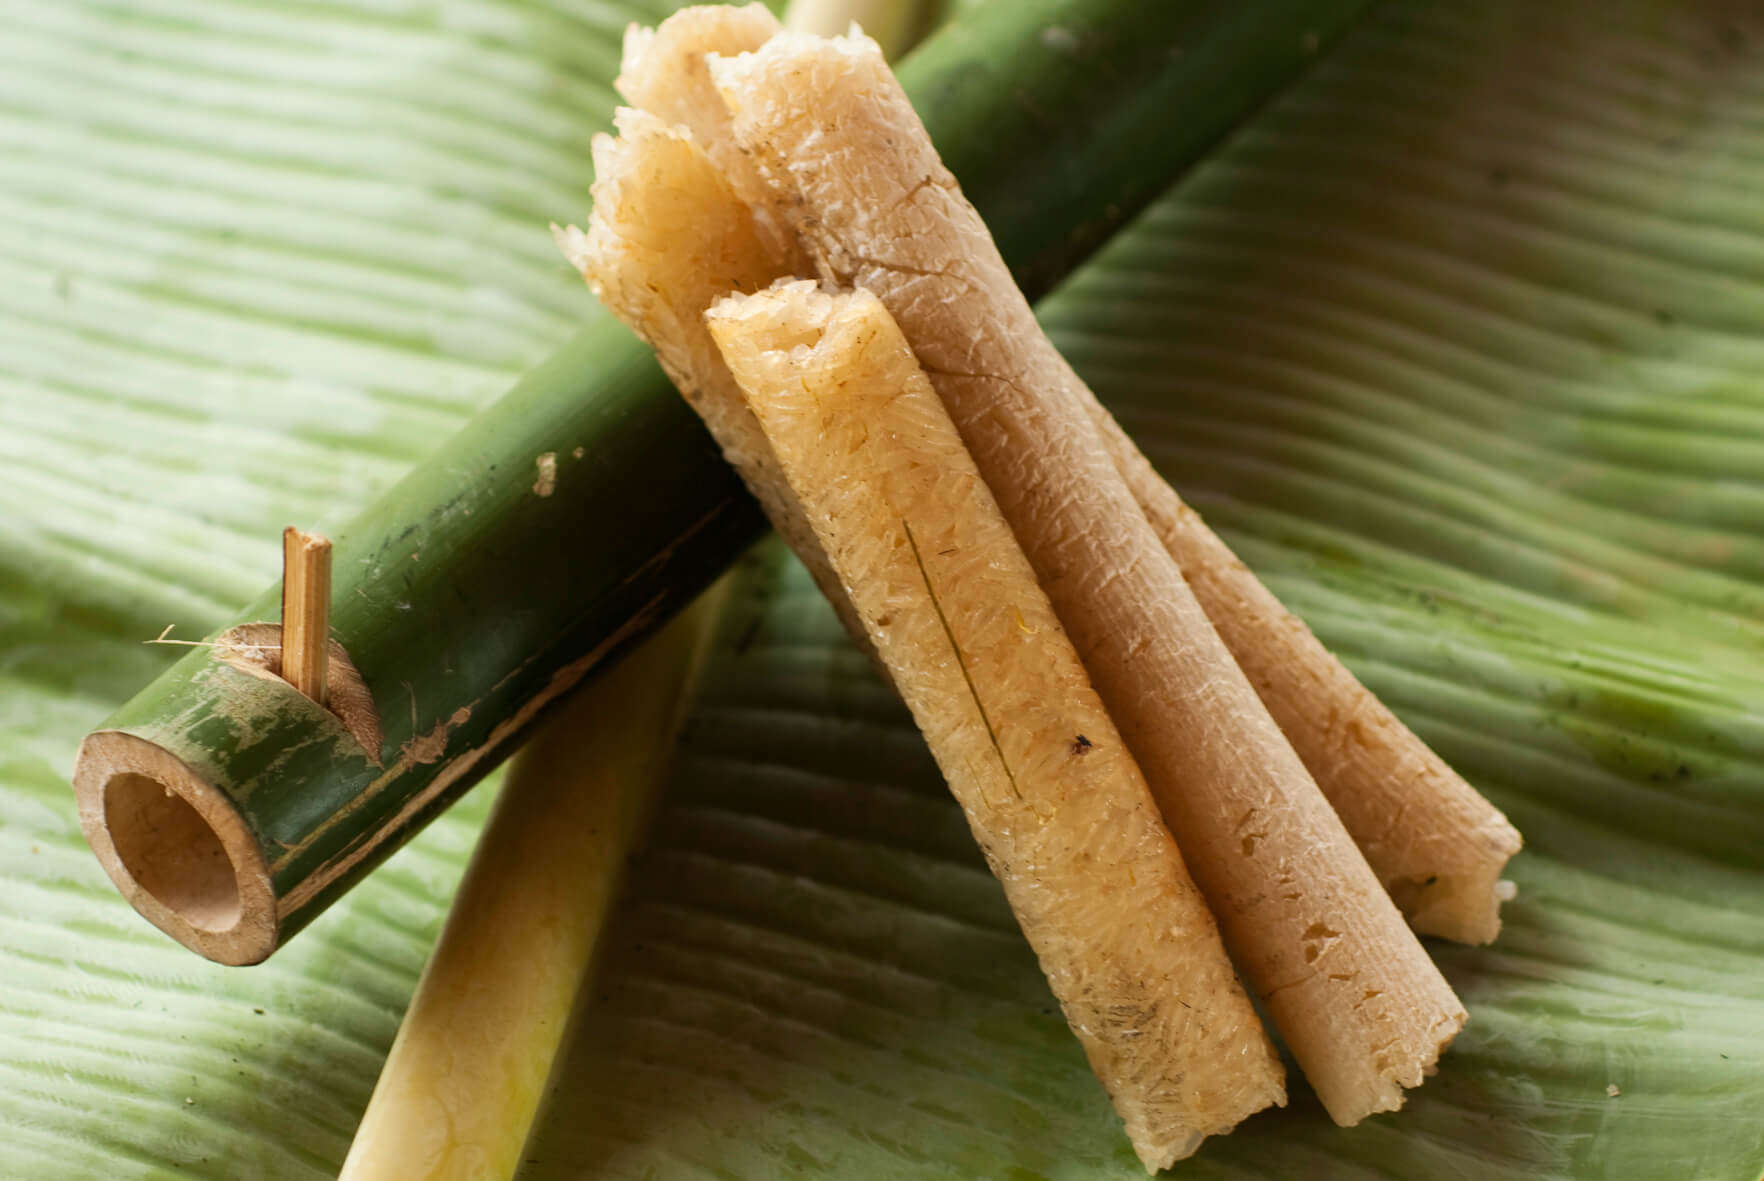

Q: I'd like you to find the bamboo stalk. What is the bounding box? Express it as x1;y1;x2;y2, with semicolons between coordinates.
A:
72;318;761;965
71;0;1374;963
708;281;1285;1169
339;594;719;1181
711;31;1466;1125
279;528;332;707
1082;405;1523;943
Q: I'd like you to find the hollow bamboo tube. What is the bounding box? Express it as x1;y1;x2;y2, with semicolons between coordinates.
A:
280;528;332;707
340;595;718;1180
712;32;1466;1124
70;0;1373;964
709;281;1284;1169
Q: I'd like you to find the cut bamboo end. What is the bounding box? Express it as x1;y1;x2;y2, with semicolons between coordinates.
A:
72;730;278;966
281;527;333;707
71;624;382;964
709;280;1286;1170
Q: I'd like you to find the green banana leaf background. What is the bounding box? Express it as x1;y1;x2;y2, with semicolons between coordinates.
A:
5;0;1763;1177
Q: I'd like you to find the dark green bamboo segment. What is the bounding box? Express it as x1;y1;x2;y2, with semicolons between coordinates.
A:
75;315;756;963
72;0;1373;964
904;0;1373;300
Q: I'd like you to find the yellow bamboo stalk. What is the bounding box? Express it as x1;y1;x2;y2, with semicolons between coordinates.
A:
338;596;719;1181
711;31;1466;1126
707;280;1284;1169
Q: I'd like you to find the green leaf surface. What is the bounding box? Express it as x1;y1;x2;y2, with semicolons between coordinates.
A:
4;0;1762;1178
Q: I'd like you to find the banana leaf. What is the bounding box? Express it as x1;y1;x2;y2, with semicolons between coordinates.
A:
4;0;1762;1178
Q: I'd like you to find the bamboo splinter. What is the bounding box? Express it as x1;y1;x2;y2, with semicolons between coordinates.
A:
709;280;1285;1169
711;31;1467;1126
280;527;332;707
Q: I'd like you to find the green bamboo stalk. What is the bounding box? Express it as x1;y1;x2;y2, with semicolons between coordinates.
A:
72;320;756;964
71;0;1373;965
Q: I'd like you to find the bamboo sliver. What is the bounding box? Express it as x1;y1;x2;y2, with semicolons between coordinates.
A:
708;280;1286;1171
711;31;1467;1125
1082;402;1523;943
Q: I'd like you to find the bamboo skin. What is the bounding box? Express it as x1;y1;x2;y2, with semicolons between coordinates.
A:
708;281;1285;1170
280;528;332;707
1081;403;1522;943
711;32;1467;1125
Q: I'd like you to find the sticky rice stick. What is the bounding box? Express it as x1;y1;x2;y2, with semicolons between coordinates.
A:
612;4;801;266
707;280;1285;1170
553;107;865;646
711;32;1466;1125
1084;404;1522;943
615;4;1519;947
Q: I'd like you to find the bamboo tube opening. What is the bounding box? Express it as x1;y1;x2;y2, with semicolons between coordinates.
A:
73;730;278;965
103;772;240;932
